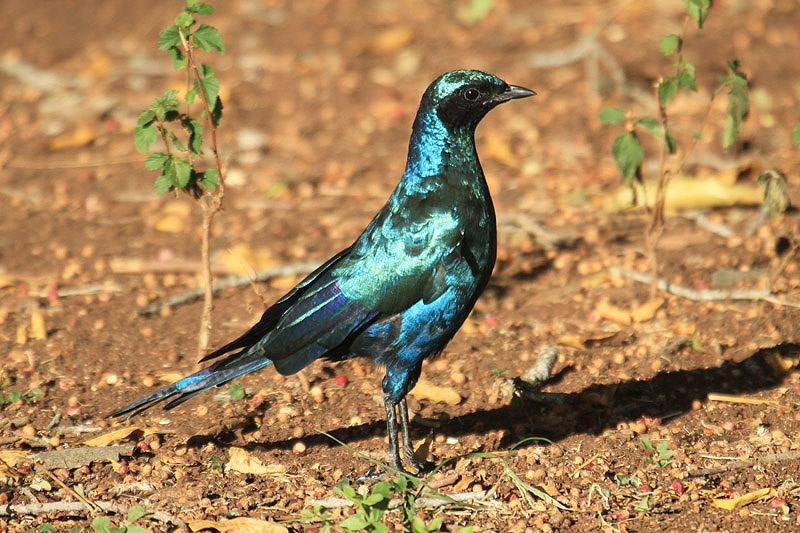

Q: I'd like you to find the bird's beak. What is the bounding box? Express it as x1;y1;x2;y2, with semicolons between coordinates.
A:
492;84;536;104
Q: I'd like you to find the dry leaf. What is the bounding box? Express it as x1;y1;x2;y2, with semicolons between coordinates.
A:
156;370;186;383
82;427;143;447
47;124;97;150
0;449;30;479
596;301;631;325
30;309;47;340
557;334;585;349
630;298;664;323
712;487;775;510
410;380;461;405
188;517;288;533
363;25;414;54
0;272;14;289
605;171;763;212
227;447;287;475
483;130;519;168
15;324;27;345
215;243;277;275
154;214;187;233
413;433;434;463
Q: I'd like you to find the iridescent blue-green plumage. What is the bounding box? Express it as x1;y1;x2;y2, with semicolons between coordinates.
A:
111;70;534;474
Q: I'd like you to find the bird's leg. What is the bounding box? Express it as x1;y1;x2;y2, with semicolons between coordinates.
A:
384;394;406;472
398;397;432;475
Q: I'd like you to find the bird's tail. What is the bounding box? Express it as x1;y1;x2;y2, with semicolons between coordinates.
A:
108;355;273;421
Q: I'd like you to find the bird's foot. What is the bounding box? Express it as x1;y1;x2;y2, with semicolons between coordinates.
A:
354;460;431;484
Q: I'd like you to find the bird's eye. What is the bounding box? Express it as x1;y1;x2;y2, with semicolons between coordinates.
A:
464;88;481;101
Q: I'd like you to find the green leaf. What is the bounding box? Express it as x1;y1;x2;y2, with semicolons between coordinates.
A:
338;514;369;530
193;24;225;53
184;118;203;154
677;63;697;90
454;527;474;533
127;504;147;523
683;0;711;28
658;77;678;106
186;80;199;105
339;482;357;501
199;65;220;107
612;132;644;183
722;61;748;149
91;516;112;533
599;106;626;124
210;95;224;127
636;116;661;139
228;382;245;401
173;158;192;188
7;390;22;403
125;527;150;533
167;46;187;70
469;0;496;23
428;517;443;531
659;34;680;56
154;172;173;195
157;26;181;50
793;120;800;146
201;168;219;188
195;2;214;15
145;152;169;171
175;11;194;28
665;130;676;154
134;121;158;154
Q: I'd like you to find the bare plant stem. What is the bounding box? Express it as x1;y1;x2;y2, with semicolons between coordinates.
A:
178;28;226;357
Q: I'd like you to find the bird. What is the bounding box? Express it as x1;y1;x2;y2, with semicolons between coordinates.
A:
110;69;535;475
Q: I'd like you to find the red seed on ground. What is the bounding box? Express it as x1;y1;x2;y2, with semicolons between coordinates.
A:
671;481;685;495
334;375;348;386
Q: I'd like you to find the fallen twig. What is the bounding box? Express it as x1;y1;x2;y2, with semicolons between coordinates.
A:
609;265;800;308
139;261;320;316
33;460;100;515
311;490;488;510
688;449;800;477
0;500;187;530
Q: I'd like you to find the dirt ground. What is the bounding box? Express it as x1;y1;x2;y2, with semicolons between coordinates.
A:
2;0;800;531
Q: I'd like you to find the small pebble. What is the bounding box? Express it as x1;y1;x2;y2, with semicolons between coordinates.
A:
292;441;307;456
310;385;324;403
21;424;36;436
141;463;152;475
142;376;154;387
105;373;118;385
196;405;208;417
292;427;304;439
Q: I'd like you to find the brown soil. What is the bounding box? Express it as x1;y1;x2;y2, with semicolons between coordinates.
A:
2;1;800;531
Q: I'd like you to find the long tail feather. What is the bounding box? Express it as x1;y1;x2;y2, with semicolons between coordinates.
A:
109;357;273;421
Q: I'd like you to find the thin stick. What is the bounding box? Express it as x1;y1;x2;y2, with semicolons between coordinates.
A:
609;265;800;308
33;460;100;515
687;449;800;477
177;28;226;358
0;500;188;530
138;261;320;315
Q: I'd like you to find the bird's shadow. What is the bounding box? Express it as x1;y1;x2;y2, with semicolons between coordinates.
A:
198;343;796;459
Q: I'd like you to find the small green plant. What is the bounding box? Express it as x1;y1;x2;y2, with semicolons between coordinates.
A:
134;0;227;357
227;381;248;401
91;505;151;533
1;387;43;409
600;0;748;298
208;453;225;473
640;437;675;468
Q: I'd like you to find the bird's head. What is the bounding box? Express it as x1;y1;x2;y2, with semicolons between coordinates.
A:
420;69;535;133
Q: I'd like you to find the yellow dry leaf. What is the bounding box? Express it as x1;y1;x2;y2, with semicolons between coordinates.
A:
82;427;143;447
413;433;434;463
630;298;664;323
188;517;288;533
47;124;97;150
712;487;775;510
410;380;461;405
0;449;29;479
216;244;277;275
154;214;186;233
483;130;520;168
761;350;799;374
227;447;287;475
670;321;696;335
30;309;47;340
0;272;14;289
156;370;185;383
15;324;27;345
557;334;585;350
365;25;414;53
596;301;632;325
605;171;763;212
